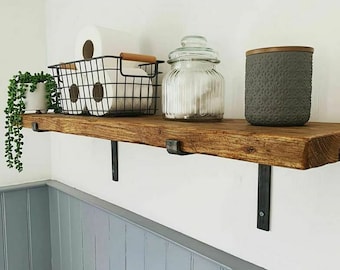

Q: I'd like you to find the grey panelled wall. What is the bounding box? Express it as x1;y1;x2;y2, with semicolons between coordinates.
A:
48;187;229;270
0;181;265;270
0;186;51;270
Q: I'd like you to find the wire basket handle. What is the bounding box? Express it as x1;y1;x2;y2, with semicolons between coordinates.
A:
120;52;157;63
59;62;77;70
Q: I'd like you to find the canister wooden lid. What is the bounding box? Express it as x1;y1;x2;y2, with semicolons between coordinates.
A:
246;46;314;56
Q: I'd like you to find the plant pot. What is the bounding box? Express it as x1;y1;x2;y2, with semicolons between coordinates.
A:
245;46;314;126
25;82;48;113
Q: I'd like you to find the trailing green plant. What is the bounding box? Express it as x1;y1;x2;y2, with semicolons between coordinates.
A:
4;71;59;172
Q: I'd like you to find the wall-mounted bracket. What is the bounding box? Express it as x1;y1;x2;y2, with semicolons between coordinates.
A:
32;122;48;132
31;122;119;181
257;164;272;231
111;141;118;181
166;140;191;155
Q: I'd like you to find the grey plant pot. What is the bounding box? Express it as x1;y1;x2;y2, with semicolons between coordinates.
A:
245;46;314;126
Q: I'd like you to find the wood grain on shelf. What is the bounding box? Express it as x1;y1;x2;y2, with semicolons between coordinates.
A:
22;114;340;170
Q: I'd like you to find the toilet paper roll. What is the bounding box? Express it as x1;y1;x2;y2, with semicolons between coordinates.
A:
75;25;140;68
85;68;153;116
59;71;87;114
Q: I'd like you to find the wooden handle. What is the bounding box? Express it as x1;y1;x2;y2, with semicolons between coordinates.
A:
120;52;157;63
59;63;77;70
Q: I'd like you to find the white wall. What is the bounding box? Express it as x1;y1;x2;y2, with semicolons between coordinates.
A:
0;0;51;185
44;0;340;269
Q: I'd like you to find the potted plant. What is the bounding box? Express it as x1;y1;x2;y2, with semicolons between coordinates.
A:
4;71;59;172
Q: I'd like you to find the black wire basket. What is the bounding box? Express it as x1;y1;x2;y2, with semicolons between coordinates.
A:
48;54;163;116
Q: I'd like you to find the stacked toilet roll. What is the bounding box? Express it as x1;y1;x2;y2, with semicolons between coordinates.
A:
85;67;153;116
60;25;152;116
59;69;86;114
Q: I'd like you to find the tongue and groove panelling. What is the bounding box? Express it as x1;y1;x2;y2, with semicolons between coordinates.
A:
0;186;51;270
0;183;261;270
48;187;226;270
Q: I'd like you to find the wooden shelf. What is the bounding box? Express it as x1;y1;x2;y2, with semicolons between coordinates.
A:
22;113;340;231
22;113;340;170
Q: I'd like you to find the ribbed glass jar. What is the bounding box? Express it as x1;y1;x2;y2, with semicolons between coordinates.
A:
162;36;225;121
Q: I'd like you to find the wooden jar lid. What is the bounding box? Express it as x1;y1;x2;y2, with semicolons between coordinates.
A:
246;46;314;56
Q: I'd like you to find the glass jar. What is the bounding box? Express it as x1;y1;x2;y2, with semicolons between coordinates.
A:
162;35;225;121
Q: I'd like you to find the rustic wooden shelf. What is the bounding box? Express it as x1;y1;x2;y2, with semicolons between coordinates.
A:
22;113;340;170
22;113;340;231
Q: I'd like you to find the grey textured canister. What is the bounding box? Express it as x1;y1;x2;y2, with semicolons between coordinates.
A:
245;46;314;126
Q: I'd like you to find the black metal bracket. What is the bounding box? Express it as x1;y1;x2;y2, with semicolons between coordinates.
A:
165;140;272;231
111;141;118;181
32;122;48;132
257;164;272;231
31;123;119;181
166;140;191;155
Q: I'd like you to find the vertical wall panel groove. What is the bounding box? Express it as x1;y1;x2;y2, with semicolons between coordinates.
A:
94;209;110;270
29;187;51;270
26;190;33;270
94;234;97;269
59;192;72;269
193;254;222;270
143;231;146;270
126;224;145;270
81;202;85;270
165;242;169;270
81;201;85;270
145;232;167;270
68;195;73;270
57;190;62;269
124;223;127;270
109;216;126;270
70;196;83;270
166;243;191;270
190;252;194;270
49;187;61;270
0;193;3;270
82;202;96;270
0;193;8;270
